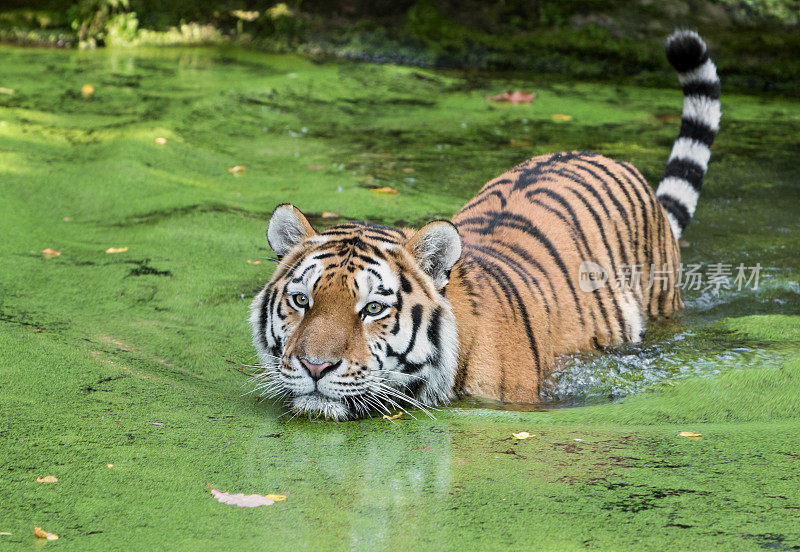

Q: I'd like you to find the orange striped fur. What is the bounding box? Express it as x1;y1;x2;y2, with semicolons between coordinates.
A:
447;151;681;402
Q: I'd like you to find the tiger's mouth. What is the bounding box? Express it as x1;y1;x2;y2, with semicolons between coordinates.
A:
291;391;353;421
287;383;432;421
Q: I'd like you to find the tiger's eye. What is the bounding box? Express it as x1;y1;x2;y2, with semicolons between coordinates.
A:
293;293;309;308
364;302;385;316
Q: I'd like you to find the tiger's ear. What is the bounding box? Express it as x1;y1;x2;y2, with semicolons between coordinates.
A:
267;204;317;258
405;221;462;290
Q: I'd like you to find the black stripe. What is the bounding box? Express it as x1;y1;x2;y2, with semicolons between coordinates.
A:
390;292;403;335
473;178;512;196
678;117;717;147
662;157;705;192
658;195;691;231
682;81;721;99
466;253;541;379
531;186;625;338
399;274;412;294
552;186;625;337
551;164;635;272
666;34;709;72
463;250;519;322
459;211;586;324
291;264;315;283
462;189;507;211
257;288;273;352
575;158;638;242
426;306;442;356
464;243;550;316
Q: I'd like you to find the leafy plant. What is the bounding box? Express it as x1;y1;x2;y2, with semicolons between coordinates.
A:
68;0;131;46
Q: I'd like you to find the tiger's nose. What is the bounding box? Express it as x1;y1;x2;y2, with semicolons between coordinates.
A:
300;358;338;381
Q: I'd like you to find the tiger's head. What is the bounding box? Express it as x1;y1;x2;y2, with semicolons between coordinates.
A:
249;204;462;420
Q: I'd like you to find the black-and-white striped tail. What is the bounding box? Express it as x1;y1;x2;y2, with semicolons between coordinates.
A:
656;30;721;239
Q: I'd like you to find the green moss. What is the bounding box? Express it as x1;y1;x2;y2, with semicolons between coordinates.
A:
717;315;800;343
1;45;799;549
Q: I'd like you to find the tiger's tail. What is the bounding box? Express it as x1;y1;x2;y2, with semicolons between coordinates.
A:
656;30;721;240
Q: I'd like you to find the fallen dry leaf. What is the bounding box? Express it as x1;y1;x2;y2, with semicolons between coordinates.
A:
155;137;167;145
105;247;129;254
382;412;403;421
0;532;12;536
487;90;535;104
512;432;533;440
210;488;275;508
41;248;61;258
36;476;58;483
678;431;702;438
509;138;532;147
265;494;287;502
371;187;399;195
551;113;573;122
81;84;95;97
228;165;245;173
0;87;14;95
62;217;71;222
33;527;59;541
321;212;339;219
246;259;262;265
107;463;114;469
655;112;680;123
401;167;414;173
307;165;326;170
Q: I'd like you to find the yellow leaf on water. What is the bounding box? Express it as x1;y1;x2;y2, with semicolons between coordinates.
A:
155;137;167;145
105;247;129;254
551;113;573;122
265;494;287;502
36;476;58;483
371;187;399;195
33;527;58;540
383;412;403;421
41;248;61;258
512;432;533;440
678;431;702;438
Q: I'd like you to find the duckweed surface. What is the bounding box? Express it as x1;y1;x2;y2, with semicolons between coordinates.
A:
1;45;799;551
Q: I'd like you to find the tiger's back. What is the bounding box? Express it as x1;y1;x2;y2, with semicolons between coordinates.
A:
448;152;681;401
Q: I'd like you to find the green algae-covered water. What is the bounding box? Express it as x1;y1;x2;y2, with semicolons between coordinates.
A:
1;45;799;551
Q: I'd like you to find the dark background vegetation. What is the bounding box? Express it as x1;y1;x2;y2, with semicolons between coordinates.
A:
1;0;799;93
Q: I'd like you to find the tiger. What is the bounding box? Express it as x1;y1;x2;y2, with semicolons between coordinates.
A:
249;30;721;419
